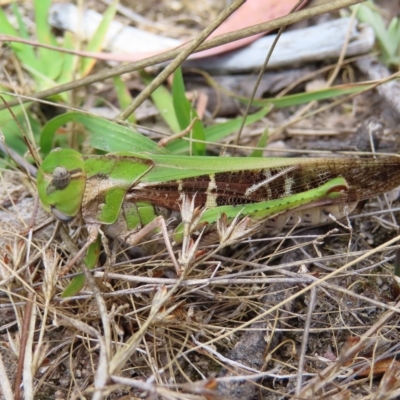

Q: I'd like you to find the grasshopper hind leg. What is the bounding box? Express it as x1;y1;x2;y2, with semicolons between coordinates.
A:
264;202;359;233
60;223;101;276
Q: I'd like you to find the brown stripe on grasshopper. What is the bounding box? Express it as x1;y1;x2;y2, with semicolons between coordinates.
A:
244;166;298;197
131;168;303;209
127;156;400;219
127;165;326;209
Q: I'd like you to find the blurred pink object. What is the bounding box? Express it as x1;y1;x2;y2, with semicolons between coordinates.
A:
192;0;307;59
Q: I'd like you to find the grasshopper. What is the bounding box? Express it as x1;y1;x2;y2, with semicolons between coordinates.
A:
37;145;400;275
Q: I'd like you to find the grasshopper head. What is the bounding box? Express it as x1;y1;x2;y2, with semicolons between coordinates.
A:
37;149;86;222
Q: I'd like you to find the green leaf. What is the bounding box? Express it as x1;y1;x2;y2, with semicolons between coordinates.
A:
80;0;118;76
0;8;41;72
40;112;167;155
12;2;29;39
2;111;29;154
165;105;271;154
61;236;101;297
353;2;400;66
57;32;77;86
113;76;136;124
34;0;63;79
172;67;205;155
252;83;378;108
141;71;181;133
250;128;269;157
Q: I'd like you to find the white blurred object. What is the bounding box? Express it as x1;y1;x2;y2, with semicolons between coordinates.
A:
186;18;375;72
49;4;375;73
49;3;180;54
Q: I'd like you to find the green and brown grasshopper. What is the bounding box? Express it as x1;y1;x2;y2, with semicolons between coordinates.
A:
36;114;400;281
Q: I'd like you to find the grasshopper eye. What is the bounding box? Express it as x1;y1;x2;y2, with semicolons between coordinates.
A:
51;206;73;222
52;166;71;190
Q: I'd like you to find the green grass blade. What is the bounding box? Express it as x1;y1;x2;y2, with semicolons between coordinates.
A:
172;67;191;131
40;112;167;155
165;105;271;154
34;0;63;79
80;0;118;76
354;2;400;65
141;71;181;134
250;128;269;157
0;3;63;88
57;32;77;85
113;76;136;124
172;67;205;155
0;8;41;72
252;83;378;108
34;0;58;46
61;237;101;297
1;109;29;154
12;3;29;39
354;3;390;56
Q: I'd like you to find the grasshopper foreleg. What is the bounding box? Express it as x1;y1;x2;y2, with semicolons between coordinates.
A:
60;223;101;276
